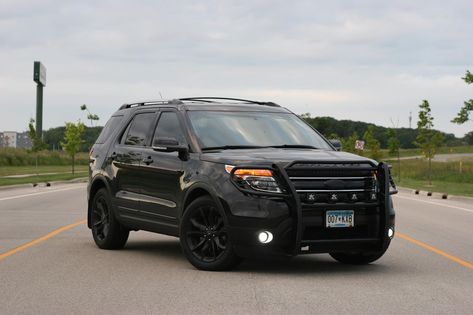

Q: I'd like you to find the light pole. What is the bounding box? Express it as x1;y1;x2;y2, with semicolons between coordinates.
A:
33;61;46;138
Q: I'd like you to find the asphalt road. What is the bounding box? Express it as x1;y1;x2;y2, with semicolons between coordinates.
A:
1;183;472;314
398;153;473;162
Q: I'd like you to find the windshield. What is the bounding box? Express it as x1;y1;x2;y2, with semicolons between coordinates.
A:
187;111;333;150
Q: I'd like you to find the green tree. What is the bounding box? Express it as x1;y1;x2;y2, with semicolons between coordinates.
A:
43;125;103;151
80;104;100;127
363;125;383;161
386;128;400;156
416;100;444;185
464;131;473;145
27;118;47;152
341;132;359;154
387;128;401;182
61;121;86;174
27;118;47;176
452;70;473;124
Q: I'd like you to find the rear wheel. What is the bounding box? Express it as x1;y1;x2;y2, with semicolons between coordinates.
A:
91;188;129;249
180;196;242;271
330;246;389;265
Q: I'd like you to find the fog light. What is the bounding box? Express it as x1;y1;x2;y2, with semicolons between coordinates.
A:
258;231;273;244
388;228;394;239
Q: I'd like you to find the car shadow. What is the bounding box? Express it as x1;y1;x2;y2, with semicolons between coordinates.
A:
123;238;185;261
121;237;393;275
236;255;389;275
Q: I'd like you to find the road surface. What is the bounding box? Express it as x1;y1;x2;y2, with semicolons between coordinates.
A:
398;153;473;162
1;183;472;314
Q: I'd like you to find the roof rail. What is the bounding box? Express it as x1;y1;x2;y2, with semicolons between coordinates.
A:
119;99;183;110
178;97;280;107
118;97;281;110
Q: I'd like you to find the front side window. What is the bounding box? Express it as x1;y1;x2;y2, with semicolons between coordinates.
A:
124;112;156;146
188;111;332;150
153;112;187;144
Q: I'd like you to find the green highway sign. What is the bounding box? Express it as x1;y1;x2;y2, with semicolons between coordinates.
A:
33;61;46;86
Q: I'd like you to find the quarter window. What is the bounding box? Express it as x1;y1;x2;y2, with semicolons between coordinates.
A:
96;115;123;144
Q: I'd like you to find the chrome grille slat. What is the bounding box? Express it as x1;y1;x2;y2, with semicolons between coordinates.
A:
296;189;366;193
290;176;371;180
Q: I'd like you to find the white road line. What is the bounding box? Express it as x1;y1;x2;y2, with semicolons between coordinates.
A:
394;195;473;214
0;185;85;202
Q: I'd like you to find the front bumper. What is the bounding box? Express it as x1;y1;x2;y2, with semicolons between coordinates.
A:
223;161;396;257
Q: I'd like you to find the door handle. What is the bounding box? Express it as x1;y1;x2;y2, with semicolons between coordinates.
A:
142;156;153;165
110;152;117;160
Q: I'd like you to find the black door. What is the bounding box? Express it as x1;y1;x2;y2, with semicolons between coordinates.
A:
111;111;157;221
139;110;188;231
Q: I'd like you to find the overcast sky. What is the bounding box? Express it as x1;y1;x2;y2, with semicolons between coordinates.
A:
1;0;472;136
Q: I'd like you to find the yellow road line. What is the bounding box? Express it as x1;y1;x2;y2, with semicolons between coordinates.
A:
2;220;472;272
397;232;473;270
0;219;86;261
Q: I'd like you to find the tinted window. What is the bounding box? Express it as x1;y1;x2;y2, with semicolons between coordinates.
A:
153;112;186;144
188;111;332;150
124;112;156;146
96;115;123;144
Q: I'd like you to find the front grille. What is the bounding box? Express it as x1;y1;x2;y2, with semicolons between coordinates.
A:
286;161;380;242
287;162;378;204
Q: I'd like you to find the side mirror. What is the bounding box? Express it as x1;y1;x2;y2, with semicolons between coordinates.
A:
152;137;188;155
329;139;342;151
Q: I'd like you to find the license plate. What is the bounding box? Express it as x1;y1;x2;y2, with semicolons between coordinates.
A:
326;210;354;228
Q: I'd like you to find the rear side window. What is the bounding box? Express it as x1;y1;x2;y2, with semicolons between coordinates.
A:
153;112;187;144
95;115;123;144
124;112;156;146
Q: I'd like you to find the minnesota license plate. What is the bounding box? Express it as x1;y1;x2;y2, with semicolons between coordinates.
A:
326;210;354;228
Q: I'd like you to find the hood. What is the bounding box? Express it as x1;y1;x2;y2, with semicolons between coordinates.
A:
200;148;376;166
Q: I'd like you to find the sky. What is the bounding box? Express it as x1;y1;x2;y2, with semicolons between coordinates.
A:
0;0;472;137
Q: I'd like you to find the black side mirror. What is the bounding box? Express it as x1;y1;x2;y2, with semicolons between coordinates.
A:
329;139;342;151
152;137;188;155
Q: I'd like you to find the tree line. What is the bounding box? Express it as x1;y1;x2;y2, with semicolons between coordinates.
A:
301;115;468;149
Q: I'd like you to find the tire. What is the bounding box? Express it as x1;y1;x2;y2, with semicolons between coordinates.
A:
180;196;242;271
330;245;389;265
91;188;129;249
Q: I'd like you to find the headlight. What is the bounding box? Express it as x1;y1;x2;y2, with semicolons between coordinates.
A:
225;165;283;193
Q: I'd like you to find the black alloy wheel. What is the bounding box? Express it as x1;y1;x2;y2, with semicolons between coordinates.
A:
92;195;110;241
91;188;129;249
187;205;226;262
180;196;241;271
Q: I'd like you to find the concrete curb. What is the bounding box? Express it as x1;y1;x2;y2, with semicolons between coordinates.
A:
0;177;87;191
397;185;473;204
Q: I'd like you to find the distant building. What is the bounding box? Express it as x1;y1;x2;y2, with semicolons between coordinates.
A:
0;131;32;149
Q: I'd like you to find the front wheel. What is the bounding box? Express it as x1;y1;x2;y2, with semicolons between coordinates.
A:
180;196;242;271
330;246;389;265
91;188;129;249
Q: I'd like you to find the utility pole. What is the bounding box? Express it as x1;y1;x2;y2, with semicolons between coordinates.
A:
33;61;46;139
409;111;412;129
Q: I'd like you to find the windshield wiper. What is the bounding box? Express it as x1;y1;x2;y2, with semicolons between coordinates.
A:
269;144;320;149
201;145;267;151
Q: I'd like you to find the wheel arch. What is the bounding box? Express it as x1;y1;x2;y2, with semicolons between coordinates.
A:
88;175;112;229
182;183;224;218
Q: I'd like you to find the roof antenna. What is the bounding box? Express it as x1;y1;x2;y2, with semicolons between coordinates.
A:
159;92;164;100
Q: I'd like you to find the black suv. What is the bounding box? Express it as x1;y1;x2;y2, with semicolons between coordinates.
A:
87;97;396;270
